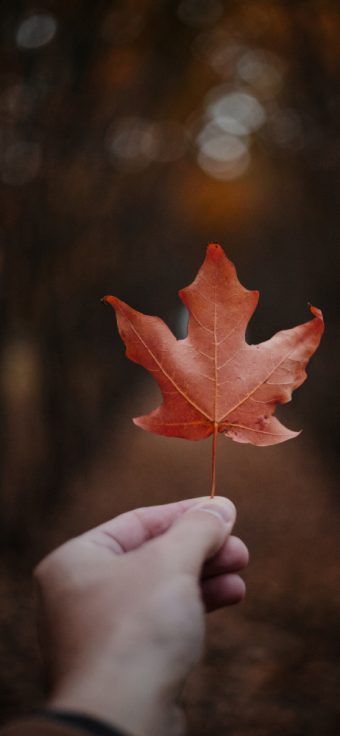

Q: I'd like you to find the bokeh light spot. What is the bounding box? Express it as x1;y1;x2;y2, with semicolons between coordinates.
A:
197;128;250;180
198;146;250;180
0;82;38;120
16;13;57;50
200;132;248;162
237;50;286;93
106;117;153;172
207;89;266;136
106;118;188;170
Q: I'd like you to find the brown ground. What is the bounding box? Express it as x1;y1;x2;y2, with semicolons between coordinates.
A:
2;382;340;735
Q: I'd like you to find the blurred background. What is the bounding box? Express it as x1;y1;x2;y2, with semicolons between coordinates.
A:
1;0;340;733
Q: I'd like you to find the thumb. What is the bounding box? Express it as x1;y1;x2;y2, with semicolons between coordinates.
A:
160;496;236;577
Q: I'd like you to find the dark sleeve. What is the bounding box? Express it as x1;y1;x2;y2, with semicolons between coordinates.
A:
0;712;131;736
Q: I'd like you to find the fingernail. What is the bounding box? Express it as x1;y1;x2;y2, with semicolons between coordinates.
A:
194;498;235;525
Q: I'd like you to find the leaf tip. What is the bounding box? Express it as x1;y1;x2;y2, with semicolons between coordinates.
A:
101;295;117;309
206;241;225;262
308;303;323;321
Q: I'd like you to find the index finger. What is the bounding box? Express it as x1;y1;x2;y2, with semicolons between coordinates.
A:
82;496;215;555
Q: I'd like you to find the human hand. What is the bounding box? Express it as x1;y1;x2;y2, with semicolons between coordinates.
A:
34;496;248;736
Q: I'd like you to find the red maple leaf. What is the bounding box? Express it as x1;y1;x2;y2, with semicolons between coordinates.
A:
103;243;324;497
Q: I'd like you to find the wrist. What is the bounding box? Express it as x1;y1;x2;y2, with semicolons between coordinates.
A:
42;711;131;736
48;624;185;736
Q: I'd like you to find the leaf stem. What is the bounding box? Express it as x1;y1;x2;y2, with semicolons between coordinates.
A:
211;423;218;499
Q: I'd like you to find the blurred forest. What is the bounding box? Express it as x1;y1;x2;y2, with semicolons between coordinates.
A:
1;0;340;734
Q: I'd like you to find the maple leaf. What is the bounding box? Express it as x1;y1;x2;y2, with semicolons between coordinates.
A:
102;243;324;497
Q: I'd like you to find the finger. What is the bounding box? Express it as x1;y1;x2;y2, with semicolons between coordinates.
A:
82;497;216;555
159;497;236;576
202;536;249;580
201;573;246;613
